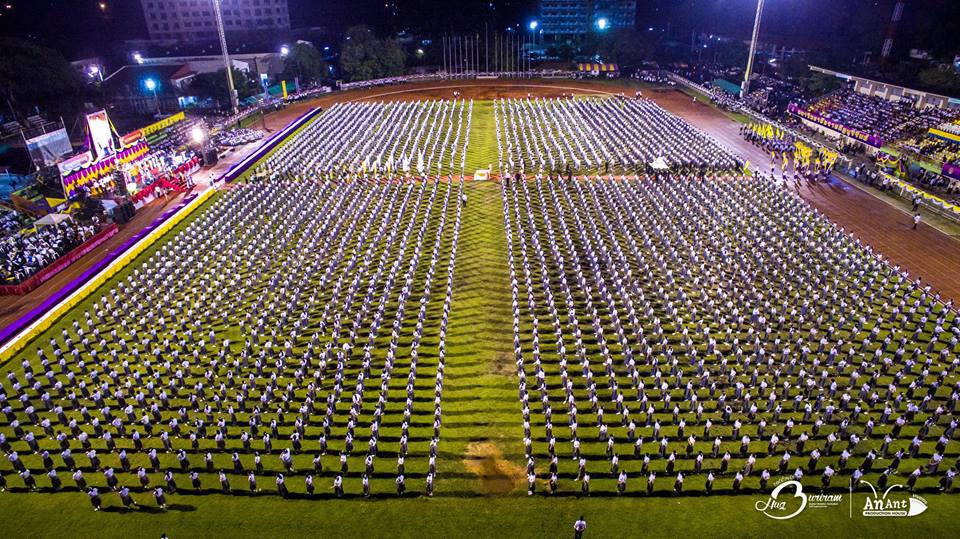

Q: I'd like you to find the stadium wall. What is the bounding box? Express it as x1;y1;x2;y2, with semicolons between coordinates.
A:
0;106;325;363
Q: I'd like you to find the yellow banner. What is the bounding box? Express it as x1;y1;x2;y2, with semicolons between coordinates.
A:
140;112;186;137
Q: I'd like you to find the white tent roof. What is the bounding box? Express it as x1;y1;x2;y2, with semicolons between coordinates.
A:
34;213;72;227
650;157;670;170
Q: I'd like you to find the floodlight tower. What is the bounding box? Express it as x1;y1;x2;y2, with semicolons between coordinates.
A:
212;0;239;115
880;1;906;65
740;0;765;98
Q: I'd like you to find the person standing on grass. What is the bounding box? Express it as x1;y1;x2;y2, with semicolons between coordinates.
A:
276;473;288;497
119;486;138;508
154;487;167;509
88;487;102;511
574;516;587;539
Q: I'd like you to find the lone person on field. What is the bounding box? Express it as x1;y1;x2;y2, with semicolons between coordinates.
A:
574;516;587;539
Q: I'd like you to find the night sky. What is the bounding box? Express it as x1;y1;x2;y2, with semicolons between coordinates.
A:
0;0;957;61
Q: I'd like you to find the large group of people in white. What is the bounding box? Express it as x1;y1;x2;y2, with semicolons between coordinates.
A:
0;91;957;510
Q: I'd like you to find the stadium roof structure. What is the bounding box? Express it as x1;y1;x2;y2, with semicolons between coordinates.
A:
809;65;960;110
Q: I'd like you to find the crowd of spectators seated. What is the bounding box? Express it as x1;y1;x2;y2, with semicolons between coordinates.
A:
631;70;675;86
212;128;264;148
801;89;959;142
0;220;97;284
739;75;799;117
899;135;960;166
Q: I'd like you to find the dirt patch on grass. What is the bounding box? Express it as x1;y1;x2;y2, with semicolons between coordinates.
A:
463;441;525;495
490;349;516;377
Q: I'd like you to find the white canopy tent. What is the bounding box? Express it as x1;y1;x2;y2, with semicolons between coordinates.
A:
33;213;73;228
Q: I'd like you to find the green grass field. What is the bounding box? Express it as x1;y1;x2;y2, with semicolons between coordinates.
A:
0;99;958;538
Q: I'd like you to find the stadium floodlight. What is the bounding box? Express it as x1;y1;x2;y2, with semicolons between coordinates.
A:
212;0;239;115
596;18;609;31
280;45;290;56
529;21;538;31
741;0;766;98
144;78;157;91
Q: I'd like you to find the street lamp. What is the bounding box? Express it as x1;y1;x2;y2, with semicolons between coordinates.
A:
144;78;160;115
191;125;205;145
529;20;538;31
596;18;609;31
280;45;290;57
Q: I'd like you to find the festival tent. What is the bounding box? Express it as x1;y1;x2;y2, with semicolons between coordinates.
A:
650;156;670;170
33;213;73;228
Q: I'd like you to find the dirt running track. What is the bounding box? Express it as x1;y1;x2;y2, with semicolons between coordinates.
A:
2;78;959;338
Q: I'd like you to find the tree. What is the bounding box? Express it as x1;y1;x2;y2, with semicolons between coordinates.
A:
282;43;329;85
0;38;86;121
189;67;261;109
917;67;960;95
581;28;652;68
799;72;842;97
340;25;407;82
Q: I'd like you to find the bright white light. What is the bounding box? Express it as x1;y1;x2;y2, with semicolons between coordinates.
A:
133;52;144;64
596;18;609;31
89;65;99;74
529;21;538;31
280;45;290;56
144;78;156;91
191;125;204;144
648;27;654;31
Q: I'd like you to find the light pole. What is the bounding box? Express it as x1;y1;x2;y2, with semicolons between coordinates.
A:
145;78;160;116
212;0;238;114
741;0;765;98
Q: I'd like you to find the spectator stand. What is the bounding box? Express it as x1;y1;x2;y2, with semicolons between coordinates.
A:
0;211;106;290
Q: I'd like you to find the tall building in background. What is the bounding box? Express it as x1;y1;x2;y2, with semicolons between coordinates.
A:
139;0;291;43
539;0;636;39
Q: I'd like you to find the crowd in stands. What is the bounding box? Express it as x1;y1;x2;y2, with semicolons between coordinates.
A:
802;89;959;142
212;128;264;148
899;135;960;166
0;220;97;284
739;75;799;118
631;70;675;86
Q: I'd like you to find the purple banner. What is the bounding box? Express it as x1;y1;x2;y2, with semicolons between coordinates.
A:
942;162;960;181
788;103;884;148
